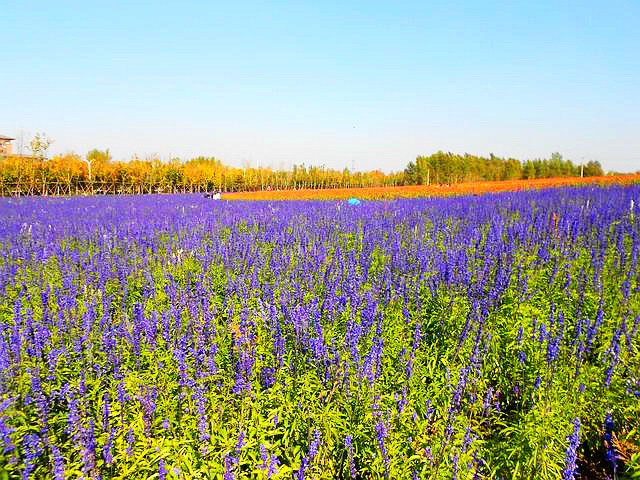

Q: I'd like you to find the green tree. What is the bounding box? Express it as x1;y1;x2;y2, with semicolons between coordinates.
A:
523;161;536;179
85;149;112;181
583;160;604;177
403;161;418;184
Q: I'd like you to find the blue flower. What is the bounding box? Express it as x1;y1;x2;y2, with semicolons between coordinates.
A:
604;414;617;475
259;444;279;479
563;418;580;480
159;459;168;480
344;435;357;478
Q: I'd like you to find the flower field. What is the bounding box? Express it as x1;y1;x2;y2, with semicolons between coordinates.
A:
0;186;639;479
222;174;640;201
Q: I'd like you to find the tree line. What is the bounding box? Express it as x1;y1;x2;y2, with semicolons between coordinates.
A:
0;150;405;196
404;151;605;185
0;136;612;196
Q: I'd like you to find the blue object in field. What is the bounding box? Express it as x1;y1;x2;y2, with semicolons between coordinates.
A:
347;198;361;206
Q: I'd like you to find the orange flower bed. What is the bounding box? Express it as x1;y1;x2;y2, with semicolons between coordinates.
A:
223;175;640;201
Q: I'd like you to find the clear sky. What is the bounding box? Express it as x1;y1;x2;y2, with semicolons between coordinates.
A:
2;1;639;172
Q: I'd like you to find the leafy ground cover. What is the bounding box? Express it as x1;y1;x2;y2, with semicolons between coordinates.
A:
0;186;639;479
222;174;640;200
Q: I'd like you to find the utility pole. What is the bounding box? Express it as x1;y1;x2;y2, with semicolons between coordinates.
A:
83;157;94;194
84;158;93;181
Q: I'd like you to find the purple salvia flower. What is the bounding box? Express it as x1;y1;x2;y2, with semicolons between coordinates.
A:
193;385;210;443
563;418;580;480
260;444;269;470
605;326;622;387
51;444;65;480
65;393;83;447
235;430;246;452
103;427;115;465
452;452;459;480
223;453;235;480
626;376;640;397
462;426;473;452
472;450;486;479
375;419;390;473
309;429;320;460
126;426;135;456
159;459;168;480
296;429;321;480
425;400;434;423
604;414;617;475
482;387;493;415
102;392;110;432
515;326;523;343
396;385;407;417
117;377;131;427
267;456;280;479
82;418;97;477
139;385;158;440
22;433;42;480
0;397;16;455
259;444;279;479
344;435;357;478
534;376;541;390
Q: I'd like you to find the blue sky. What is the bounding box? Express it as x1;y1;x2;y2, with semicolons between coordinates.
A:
2;1;639;172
